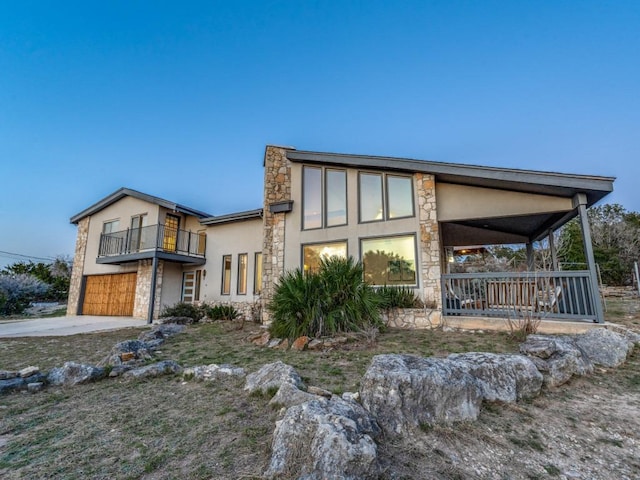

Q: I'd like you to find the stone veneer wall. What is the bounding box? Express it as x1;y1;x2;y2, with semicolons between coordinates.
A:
133;259;164;320
261;146;291;323
382;308;442;329
415;173;442;309
66;217;90;315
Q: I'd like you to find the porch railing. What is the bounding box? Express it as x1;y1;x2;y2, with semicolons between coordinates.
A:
98;224;206;258
441;271;598;322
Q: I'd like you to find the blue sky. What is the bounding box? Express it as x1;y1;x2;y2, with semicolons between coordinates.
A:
1;1;638;268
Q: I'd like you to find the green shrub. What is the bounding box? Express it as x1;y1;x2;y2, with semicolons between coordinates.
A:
159;302;204;322
376;285;423;309
268;256;382;340
201;304;239;321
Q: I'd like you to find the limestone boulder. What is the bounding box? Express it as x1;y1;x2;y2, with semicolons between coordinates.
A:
244;361;305;394
138;324;186;343
0;377;26;394
123;360;183;379
574;328;633;368
160;316;195;325
265;397;381;480
448;352;543;402
184;363;245;381
268;382;320;409
359;354;483;436
48;362;105;386
520;335;593;387
0;370;18;380
98;339;152;367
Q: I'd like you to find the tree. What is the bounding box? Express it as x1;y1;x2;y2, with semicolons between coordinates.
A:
0;256;72;302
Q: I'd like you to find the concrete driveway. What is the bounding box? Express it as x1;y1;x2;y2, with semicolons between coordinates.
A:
0;316;148;337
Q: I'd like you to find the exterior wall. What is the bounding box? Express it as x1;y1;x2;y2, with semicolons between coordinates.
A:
200;218;264;304
83;196;161;275
160;262;183;311
261;146;292;321
416;173;442;307
436;183;573;222
383;308;442;329
66;217;90;315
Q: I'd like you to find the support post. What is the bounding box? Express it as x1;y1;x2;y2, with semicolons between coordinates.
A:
526;242;535;271
635;261;640;297
574;194;605;323
548;229;558;271
147;255;159;324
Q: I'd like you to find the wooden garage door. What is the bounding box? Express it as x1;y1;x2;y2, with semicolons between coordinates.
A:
82;273;137;316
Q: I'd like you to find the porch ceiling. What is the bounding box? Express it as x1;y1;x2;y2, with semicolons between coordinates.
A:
441;211;569;246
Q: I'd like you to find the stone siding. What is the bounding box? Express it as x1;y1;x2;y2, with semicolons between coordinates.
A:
133;259;164;320
415;173;442;309
383;308;442;329
261;146;292;323
66;217;90;315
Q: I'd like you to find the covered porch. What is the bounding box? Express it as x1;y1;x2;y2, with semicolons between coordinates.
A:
435;170;615;324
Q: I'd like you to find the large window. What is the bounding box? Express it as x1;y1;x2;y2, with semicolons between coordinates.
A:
302;166;347;229
303;241;347;273
221;255;232;295
237;253;248;295
359;173;413;222
361;235;417;286
254;252;263;294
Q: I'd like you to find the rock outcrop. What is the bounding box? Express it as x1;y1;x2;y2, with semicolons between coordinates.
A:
359;354;483;436
122;360;183;379
244;361;305;394
48;362;105;386
265;397;381;480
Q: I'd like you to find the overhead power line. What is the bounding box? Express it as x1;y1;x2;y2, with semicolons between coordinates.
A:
0;250;57;263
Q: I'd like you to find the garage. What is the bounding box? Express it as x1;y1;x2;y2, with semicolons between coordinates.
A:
82;273;137;316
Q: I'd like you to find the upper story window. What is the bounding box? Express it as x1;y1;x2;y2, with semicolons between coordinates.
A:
358;173;414;223
103;219;120;234
302;166;347;230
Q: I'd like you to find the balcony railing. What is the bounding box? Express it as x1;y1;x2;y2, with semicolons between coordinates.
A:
98;224;206;259
441;271;598;322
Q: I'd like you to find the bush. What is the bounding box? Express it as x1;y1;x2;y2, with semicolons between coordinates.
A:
201;304;239;321
376;285;423;309
0;274;50;316
159;302;204;322
268;256;382;340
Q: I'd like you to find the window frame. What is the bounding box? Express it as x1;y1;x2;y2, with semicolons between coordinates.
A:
359;233;419;287
302;165;348;230
221;255;232;295
358;171;415;224
237;253;248;295
102;219;120;234
301;240;348;274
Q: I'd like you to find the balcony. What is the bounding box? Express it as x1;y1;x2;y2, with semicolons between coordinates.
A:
97;224;206;265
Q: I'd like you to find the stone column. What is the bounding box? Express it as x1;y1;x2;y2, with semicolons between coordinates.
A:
134;259;164;320
66;217;89;315
415;173;442;310
261;146;292;323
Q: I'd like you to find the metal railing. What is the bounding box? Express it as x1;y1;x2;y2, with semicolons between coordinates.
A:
441;271;598;322
98;224;206;258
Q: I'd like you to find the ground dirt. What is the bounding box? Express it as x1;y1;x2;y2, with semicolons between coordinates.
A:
0;290;638;479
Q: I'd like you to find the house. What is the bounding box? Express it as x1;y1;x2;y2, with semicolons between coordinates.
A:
67;145;615;326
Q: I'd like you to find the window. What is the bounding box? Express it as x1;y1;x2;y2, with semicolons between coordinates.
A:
182;270;201;303
303;167;322;229
361;235;417;286
326;169;347;226
237;253;248;295
163;214;180;252
387;176;414;219
303;241;348;273
130;214;147;251
197;230;206;255
221;255;232;295
359;172;414;222
102;219;120;234
254;252;263;294
302;166;347;229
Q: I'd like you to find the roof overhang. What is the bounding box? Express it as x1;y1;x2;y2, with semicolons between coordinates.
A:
200;208;263;226
70;187;212;224
287;150;614;208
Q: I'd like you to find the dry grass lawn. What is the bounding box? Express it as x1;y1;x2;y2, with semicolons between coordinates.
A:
0;293;639;479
